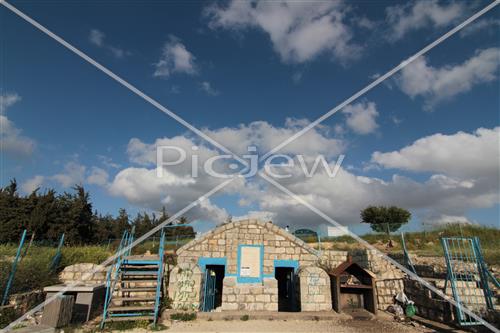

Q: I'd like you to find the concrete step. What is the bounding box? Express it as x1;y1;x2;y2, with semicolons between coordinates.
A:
105;315;154;322
121;278;158;283
120;287;157;292
125;255;160;261
122;270;158;275
122;265;158;271
113;296;156;302
108;305;155;312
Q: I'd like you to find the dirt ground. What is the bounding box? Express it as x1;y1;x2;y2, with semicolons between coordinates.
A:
163;318;430;333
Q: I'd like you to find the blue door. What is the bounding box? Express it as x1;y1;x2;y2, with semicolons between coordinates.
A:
202;269;217;312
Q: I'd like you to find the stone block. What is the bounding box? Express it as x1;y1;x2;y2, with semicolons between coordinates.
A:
222;302;238;311
256;294;270;302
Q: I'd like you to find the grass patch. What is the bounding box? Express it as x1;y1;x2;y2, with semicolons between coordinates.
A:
318;224;500;265
170;312;196;321
0;244;112;295
0;306;18;329
104;320;151;331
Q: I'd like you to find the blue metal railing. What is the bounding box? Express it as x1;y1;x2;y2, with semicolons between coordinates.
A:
49;233;65;271
1;230;27;306
441;237;495;327
101;230;130;328
401;232;416;274
153;228;166;325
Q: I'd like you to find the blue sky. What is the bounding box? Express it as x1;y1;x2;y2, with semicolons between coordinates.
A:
1;0;499;235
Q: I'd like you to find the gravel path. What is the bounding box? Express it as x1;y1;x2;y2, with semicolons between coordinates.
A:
163;318;431;333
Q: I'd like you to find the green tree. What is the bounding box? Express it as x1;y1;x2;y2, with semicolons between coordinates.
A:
361;206;411;241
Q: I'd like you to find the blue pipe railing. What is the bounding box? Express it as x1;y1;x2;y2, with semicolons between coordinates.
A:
401;232;416;274
153;228;166;326
49;233;65;271
101;230;129;328
1;230;27;306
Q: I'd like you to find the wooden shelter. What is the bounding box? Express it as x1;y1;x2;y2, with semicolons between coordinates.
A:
330;257;377;314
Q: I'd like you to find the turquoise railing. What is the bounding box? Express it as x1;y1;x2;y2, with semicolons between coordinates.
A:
101;230;130;328
153;228;166;325
1;230;27;306
401;232;416;274
49;233;65;271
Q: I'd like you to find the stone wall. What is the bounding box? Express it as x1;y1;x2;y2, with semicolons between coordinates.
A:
404;278;454;322
351;249;406;310
299;266;332;311
171;219;323;311
318;250;348;271
8;290;45;313
59;263;107;284
167;262;203;311
176;220;320;276
221;277;278;311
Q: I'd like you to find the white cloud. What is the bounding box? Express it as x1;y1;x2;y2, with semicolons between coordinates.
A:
21;175;45;194
423;214;473;227
203;119;345;158
0;93;36;157
102;124;497;230
371;127;500;180
460;18;500;38
0;93;21;111
153;36;197;78
341;101;379;135
87;167;109;186
200;81;220;96
385;0;465;41
89;29;130;59
205;1;360;64
89;29;105;46
51;162;86;187
396;48;500;109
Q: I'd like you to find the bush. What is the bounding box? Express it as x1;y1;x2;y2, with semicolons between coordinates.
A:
240;314;249;321
104;320;150;331
0;245;112;296
0;306;18;329
170;312;196;321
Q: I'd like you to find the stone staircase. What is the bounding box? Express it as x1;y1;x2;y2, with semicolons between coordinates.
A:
103;255;163;324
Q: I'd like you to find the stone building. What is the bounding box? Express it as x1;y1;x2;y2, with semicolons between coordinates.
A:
167;219;408;313
168;219;333;312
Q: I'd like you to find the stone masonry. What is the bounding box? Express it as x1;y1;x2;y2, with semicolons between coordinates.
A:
352;249;406;310
221;276;278;311
59;263;107;285
168;262;203;311
299;266;332;311
176;219;320;275
171;219;327;312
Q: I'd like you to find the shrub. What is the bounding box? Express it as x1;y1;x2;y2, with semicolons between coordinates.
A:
0;306;18;329
170;312;196;321
240;314;249;321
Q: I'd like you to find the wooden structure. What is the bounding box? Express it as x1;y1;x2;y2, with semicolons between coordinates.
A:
44;284;105;323
330;257;377;314
41;295;74;328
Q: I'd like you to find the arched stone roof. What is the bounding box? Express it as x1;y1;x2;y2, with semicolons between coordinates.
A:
177;219;319;256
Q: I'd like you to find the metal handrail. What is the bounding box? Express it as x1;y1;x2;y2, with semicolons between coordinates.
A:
49;233;65;271
1;230;27;306
101;230;129;328
153;228;166;326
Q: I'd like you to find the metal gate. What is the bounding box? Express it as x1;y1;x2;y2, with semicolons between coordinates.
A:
202;268;217;312
441;237;495;326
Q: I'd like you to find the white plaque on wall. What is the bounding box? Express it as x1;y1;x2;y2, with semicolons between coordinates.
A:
239;246;261;278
